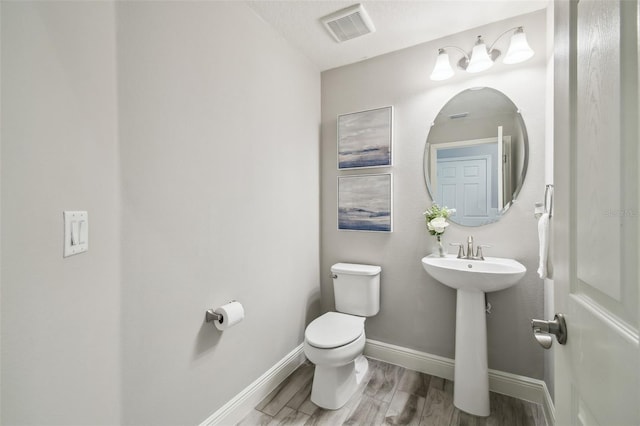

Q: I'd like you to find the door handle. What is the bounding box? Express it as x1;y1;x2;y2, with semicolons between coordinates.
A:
531;313;567;349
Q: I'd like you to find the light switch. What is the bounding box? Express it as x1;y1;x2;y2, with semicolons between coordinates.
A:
64;211;88;257
71;221;79;245
78;220;87;244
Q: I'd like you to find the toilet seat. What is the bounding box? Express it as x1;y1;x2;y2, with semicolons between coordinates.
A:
305;312;364;349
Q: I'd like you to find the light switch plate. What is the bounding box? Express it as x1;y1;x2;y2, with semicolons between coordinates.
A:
63;211;88;257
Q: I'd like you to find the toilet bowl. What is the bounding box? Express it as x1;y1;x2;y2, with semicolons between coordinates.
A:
304;312;368;410
303;263;381;410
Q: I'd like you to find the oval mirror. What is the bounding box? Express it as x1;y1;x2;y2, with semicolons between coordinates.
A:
424;87;528;226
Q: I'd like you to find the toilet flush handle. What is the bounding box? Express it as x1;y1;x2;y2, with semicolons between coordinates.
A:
330;273;338;279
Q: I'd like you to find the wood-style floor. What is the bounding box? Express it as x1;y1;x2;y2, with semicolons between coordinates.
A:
237;358;546;426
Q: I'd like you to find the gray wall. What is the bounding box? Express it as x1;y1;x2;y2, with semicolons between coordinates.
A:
116;2;320;425
1;1;320;424
1;2;122;424
321;10;547;379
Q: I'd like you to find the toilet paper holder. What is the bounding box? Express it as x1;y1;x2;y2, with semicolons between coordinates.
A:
205;310;223;323
205;300;238;324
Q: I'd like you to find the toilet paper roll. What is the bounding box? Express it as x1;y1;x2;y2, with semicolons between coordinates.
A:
213;301;245;331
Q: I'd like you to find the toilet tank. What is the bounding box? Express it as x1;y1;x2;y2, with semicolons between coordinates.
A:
331;263;381;317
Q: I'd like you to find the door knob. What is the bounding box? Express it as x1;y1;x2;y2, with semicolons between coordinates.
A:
531;313;567;349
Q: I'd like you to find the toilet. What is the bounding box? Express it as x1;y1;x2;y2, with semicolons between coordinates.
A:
303;262;381;410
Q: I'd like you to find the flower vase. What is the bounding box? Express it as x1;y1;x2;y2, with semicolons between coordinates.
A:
436;236;445;257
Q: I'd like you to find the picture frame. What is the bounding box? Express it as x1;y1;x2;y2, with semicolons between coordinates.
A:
337;106;393;169
338;173;393;232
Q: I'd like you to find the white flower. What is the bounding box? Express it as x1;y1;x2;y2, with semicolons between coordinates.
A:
427;216;449;233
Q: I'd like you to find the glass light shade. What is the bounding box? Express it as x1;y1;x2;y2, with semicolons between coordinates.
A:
430;50;454;81
504;30;534;64
466;42;493;73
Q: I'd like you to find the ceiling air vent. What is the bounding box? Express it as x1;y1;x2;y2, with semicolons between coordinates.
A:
321;4;376;43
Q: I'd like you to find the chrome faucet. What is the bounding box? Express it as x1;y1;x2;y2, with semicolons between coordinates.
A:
474;244;490;261
450;236;490;260
449;242;465;258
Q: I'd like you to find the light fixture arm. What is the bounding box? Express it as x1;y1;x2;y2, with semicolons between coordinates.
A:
439;45;470;61
487;26;523;53
438;45;472;70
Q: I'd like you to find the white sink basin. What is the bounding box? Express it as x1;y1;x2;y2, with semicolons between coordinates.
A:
421;254;526;293
421;254;526;416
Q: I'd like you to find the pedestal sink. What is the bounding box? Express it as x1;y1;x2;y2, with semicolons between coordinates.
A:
421;254;526;416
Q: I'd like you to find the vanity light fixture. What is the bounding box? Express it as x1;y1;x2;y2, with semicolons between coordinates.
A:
429;26;534;81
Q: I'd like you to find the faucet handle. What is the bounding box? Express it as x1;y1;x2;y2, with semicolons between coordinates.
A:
475;244;492;260
449;243;465;258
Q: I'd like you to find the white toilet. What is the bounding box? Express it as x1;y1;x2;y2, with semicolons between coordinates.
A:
303;262;381;410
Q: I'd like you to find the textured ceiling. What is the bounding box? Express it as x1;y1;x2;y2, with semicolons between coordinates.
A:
246;0;548;71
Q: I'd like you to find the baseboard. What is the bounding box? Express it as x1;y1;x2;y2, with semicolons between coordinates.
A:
365;339;555;425
364;338;455;381
199;344;305;426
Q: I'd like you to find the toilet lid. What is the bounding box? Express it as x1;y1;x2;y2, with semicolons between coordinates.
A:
305;312;365;349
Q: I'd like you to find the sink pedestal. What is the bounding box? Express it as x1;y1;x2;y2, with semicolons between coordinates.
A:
421;254;527;417
454;289;490;417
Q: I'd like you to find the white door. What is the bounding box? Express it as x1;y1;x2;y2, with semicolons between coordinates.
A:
437;155;493;226
553;1;640;425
